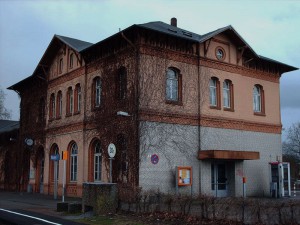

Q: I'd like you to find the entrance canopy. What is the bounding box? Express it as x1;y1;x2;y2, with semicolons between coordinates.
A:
198;150;259;160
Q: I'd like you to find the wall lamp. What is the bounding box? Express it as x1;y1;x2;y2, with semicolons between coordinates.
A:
117;111;132;117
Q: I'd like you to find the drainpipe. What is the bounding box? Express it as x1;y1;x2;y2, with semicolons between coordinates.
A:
197;42;202;195
120;28;140;187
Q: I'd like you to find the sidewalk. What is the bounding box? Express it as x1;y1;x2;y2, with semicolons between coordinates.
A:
0;191;82;218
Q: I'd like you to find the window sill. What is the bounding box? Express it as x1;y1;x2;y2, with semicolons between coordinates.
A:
224;107;234;112
92;106;103;111
210;106;221;110
73;111;80;115
165;100;182;106
254;112;266;116
65;113;73;117
68;181;77;184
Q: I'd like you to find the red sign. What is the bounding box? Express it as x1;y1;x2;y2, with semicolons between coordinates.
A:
151;154;159;164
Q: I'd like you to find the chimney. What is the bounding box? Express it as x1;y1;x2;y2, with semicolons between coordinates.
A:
171;17;177;27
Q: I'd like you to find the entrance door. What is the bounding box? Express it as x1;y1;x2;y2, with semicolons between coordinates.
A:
211;163;228;197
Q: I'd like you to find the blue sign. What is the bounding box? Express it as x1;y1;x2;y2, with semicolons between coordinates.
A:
51;154;60;161
151;154;159;165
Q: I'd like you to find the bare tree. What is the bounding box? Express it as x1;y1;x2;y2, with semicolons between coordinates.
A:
0;87;12;120
283;122;300;160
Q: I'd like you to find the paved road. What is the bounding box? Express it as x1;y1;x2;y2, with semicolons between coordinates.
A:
0;192;85;225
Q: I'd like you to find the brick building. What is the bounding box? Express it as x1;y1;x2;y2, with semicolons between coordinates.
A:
8;18;297;197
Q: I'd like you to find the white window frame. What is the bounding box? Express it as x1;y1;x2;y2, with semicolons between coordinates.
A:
95;78;101;107
94;142;102;181
253;85;261;112
166;69;178;101
210;78;217;106
77;85;81;112
70;143;78;181
223;80;230;108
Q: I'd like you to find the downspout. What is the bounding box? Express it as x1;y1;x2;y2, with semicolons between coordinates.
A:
120;29;140;187
83;58;88;183
197;42;202;195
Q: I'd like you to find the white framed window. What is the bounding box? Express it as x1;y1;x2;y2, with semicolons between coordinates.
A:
50;94;55;119
69;53;74;68
70;89;73;114
210;78;217;106
94;141;102;181
67;87;73;115
95;78;101;107
223;80;230;108
77;85;81;112
56;91;62;117
166;69;178;101
59;58;63;73
253;85;261;112
70;143;78;181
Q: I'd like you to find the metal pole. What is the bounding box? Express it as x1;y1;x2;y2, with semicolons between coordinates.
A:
62;160;66;202
109;158;112;183
175;167;178;196
243;177;246;198
54;160;57;200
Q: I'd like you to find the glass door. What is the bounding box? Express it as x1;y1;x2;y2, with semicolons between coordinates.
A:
211;162;228;197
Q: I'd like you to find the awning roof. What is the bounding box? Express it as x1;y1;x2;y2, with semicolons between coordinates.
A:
198;150;260;160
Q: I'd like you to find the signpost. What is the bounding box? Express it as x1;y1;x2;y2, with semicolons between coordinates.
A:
108;143;116;183
51;154;60;200
62;151;68;202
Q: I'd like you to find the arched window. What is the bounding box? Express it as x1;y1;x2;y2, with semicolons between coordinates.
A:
56;91;62;118
59;58;63;74
70;142;78;181
49;144;59;182
66;87;73;115
92;77;101;108
223;79;234;110
94;141;102;181
253;85;265;114
69;53;74;68
166;68;180;102
49;94;55;119
117;67;127;100
74;84;81;113
209;77;220;109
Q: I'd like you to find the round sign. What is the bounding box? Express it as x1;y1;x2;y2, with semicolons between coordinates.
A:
25;138;34;146
108;143;116;158
151;154;159;165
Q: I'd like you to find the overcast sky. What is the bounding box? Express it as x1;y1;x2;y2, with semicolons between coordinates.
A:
0;0;299;138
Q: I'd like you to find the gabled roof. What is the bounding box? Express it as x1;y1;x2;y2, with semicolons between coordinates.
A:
55;35;93;52
9;35;93;91
135;21;297;72
31;35;93;77
198;25;258;57
0;120;19;133
136;21;201;42
8;20;298;92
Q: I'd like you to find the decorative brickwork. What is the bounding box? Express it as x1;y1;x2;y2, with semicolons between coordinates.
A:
140;110;281;134
48;67;85;88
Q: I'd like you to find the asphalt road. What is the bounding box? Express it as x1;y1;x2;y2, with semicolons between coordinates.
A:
0;208;84;225
0;192;85;225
